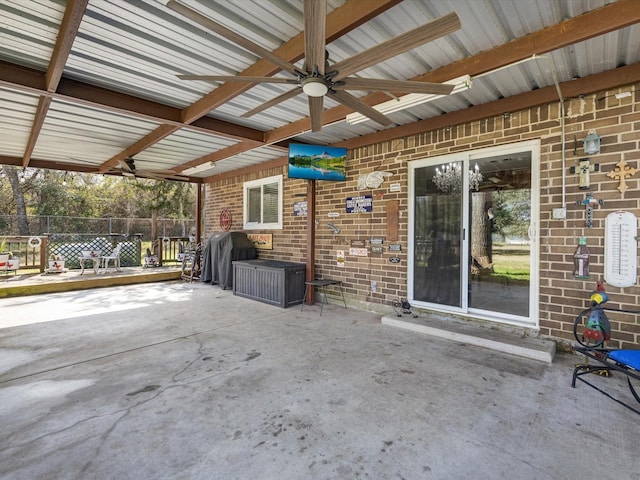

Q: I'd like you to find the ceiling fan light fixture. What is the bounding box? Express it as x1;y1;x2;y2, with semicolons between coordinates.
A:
345;74;472;125
301;77;328;97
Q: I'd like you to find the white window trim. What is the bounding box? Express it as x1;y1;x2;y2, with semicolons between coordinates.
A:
243;174;283;230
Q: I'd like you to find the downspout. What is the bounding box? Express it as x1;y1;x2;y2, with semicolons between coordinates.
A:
534;54;566;211
473;54;567;210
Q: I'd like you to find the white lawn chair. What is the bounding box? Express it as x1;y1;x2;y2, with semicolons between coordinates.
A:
100;243;122;273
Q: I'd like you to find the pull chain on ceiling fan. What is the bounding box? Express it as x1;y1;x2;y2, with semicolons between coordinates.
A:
167;0;461;132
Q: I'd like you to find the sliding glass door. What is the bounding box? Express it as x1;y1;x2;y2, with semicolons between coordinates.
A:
409;141;539;327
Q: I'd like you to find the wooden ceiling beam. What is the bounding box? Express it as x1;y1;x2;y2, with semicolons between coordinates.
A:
99;124;181;172
175;140;264;173
180;0;401;124
0;156;202;183
335;63;640;150
219;63;639;181
204;156;288;183
22;0;88;167
22;96;52;168
264;0;640;144
46;0;89;91
0;61;264;143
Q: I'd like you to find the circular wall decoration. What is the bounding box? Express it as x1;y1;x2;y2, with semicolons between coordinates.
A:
219;208;233;231
28;236;42;248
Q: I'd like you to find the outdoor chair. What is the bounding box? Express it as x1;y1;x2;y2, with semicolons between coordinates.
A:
0;254;8;277
100;243;122;273
572;305;640;415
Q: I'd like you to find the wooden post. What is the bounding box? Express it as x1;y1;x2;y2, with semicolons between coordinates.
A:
195;183;203;243
305;180;316;304
39;237;47;273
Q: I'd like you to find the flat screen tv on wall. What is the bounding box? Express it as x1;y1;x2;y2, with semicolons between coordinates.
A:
288;144;347;181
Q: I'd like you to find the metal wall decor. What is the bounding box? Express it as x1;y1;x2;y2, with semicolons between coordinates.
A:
219;208;232;231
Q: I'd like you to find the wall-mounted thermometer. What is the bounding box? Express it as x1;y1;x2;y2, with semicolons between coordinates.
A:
604;211;638;288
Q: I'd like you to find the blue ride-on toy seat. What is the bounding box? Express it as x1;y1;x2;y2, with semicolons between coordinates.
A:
572;305;640;415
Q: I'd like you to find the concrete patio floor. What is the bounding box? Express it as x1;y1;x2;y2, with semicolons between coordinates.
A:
1;281;639;480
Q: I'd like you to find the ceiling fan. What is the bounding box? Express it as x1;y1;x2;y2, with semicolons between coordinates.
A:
110;157;189;182
167;0;461;132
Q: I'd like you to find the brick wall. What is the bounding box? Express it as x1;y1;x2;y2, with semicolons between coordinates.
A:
203;82;639;348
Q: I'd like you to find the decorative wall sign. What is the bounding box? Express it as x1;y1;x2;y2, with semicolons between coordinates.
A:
370;237;384;245
388;244;402;252
346;195;373;213
328;212;340;218
389;257;401;263
389;183;401;192
387;200;399;241
219;208;232;231
247;233;273;250
349;247;368;256
293;201;307;216
357;171;393;190
371;246;383;254
350;239;366;248
336;250;345;267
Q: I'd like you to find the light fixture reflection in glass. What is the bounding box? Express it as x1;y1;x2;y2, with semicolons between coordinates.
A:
432;163;483;193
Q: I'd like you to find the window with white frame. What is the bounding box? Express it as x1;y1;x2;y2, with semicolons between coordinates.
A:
243;174;283;229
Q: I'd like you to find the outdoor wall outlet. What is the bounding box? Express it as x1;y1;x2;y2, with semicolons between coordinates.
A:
553;208;567;219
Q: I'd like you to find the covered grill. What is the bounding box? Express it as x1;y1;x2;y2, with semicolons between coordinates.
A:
200;231;257;289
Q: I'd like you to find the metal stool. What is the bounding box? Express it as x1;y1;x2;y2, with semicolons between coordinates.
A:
301;279;347;316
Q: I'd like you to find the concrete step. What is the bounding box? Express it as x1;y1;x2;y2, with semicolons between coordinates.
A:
381;314;556;364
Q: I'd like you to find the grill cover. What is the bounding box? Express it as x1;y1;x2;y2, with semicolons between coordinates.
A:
200;231;257;289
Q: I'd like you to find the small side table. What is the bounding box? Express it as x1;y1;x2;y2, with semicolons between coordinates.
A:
78;255;100;275
301;279;347;316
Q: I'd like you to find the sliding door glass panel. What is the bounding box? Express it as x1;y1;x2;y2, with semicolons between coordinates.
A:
468;154;531;317
413;162;462;307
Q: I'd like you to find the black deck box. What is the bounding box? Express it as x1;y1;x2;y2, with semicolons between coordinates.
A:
232;259;306;308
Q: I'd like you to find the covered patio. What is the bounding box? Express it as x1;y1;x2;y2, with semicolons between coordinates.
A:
1;281;639;479
0;265;182;299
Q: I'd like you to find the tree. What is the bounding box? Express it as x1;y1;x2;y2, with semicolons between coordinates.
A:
491;190;531;240
129;179;195;240
470;190;493;274
1;165;196;237
1;165;32;235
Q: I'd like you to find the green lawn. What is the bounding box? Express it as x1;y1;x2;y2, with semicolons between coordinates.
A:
490;243;530;282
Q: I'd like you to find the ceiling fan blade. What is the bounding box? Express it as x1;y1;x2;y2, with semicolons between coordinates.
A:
328;90;392;127
331;12;461;81
241;87;301;118
118;159;135;173
308;96;324;132
177;75;299;84
334;77;455;95
303;0;326;75
167;0;301;76
144;172;190;181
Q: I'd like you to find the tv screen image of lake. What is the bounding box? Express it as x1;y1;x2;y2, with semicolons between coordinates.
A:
288;144;347;181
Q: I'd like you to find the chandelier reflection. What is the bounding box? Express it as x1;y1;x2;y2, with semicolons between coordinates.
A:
432;163;483;193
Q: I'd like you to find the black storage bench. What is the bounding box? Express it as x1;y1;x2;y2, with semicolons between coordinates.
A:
232;259;306;308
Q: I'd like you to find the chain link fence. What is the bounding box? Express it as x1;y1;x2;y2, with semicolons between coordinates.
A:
47;234;141;269
0;215;195;240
